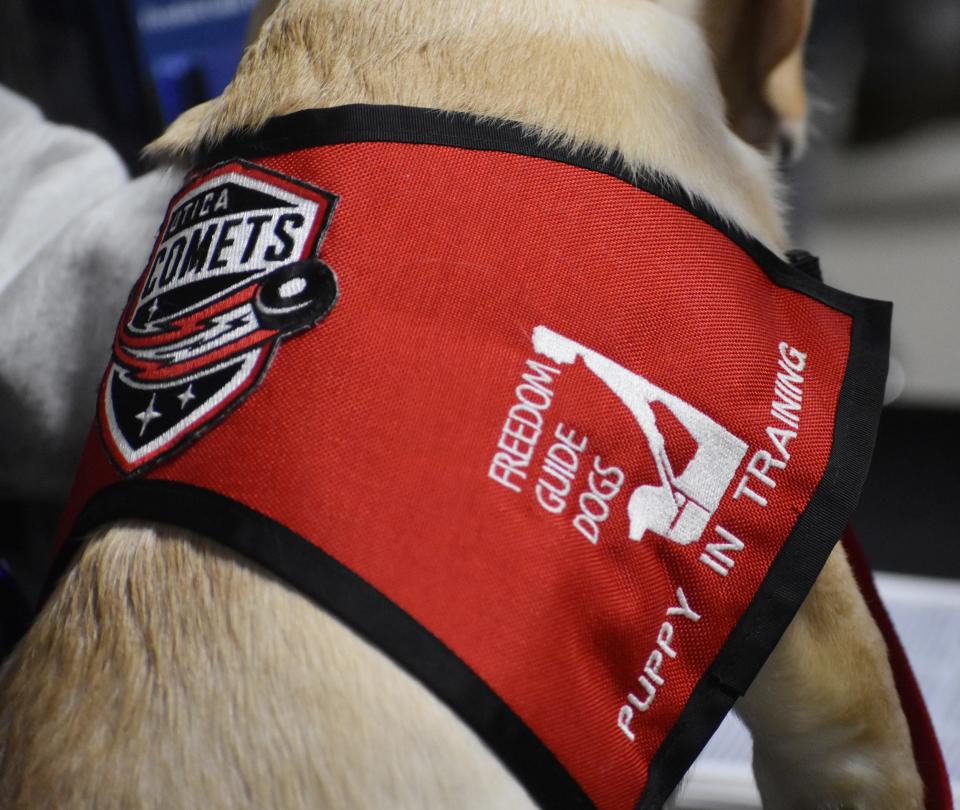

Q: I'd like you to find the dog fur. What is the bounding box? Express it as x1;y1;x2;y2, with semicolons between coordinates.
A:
0;2;925;808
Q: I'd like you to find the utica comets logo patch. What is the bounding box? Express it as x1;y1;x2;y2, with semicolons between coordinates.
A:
98;161;339;474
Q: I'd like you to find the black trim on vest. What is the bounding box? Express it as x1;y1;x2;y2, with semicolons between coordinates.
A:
60;106;891;809
198;105;819;300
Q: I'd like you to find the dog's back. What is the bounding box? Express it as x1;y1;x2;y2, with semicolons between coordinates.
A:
0;524;534;808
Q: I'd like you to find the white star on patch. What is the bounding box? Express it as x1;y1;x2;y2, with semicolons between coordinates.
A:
147;299;160;320
135;393;162;437
177;384;197;410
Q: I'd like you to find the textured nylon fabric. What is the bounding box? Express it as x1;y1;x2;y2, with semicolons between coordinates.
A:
64;141;856;809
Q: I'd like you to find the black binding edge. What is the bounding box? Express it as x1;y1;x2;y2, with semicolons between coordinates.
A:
199;105;831;300
60;106;892;810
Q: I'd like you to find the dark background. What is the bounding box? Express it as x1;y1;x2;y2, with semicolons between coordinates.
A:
1;0;959;657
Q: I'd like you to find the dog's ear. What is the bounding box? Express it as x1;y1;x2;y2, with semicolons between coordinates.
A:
701;0;814;161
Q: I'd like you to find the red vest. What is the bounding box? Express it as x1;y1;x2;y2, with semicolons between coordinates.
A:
59;106;894;809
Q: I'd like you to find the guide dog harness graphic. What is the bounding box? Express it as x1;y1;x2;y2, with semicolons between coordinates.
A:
59;106;903;810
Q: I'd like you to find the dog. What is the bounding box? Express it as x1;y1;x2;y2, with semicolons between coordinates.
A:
0;1;926;808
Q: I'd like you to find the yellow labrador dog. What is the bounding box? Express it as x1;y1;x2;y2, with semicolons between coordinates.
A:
0;1;925;808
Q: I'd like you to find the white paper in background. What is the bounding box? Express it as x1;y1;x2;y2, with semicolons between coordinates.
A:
675;571;960;809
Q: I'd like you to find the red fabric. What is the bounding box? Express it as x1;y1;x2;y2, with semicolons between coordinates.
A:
842;527;954;809
62;142;863;807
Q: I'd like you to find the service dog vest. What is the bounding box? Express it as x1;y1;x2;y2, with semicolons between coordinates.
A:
59;106;892;809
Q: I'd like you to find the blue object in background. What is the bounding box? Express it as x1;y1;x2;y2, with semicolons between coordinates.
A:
130;0;257;123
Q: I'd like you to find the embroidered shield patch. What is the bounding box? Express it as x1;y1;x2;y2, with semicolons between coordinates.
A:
98;161;338;474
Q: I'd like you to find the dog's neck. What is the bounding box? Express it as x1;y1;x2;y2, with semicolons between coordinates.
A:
151;0;787;249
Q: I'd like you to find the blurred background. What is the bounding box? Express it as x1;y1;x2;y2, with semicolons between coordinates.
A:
0;0;262;652
0;0;957;798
